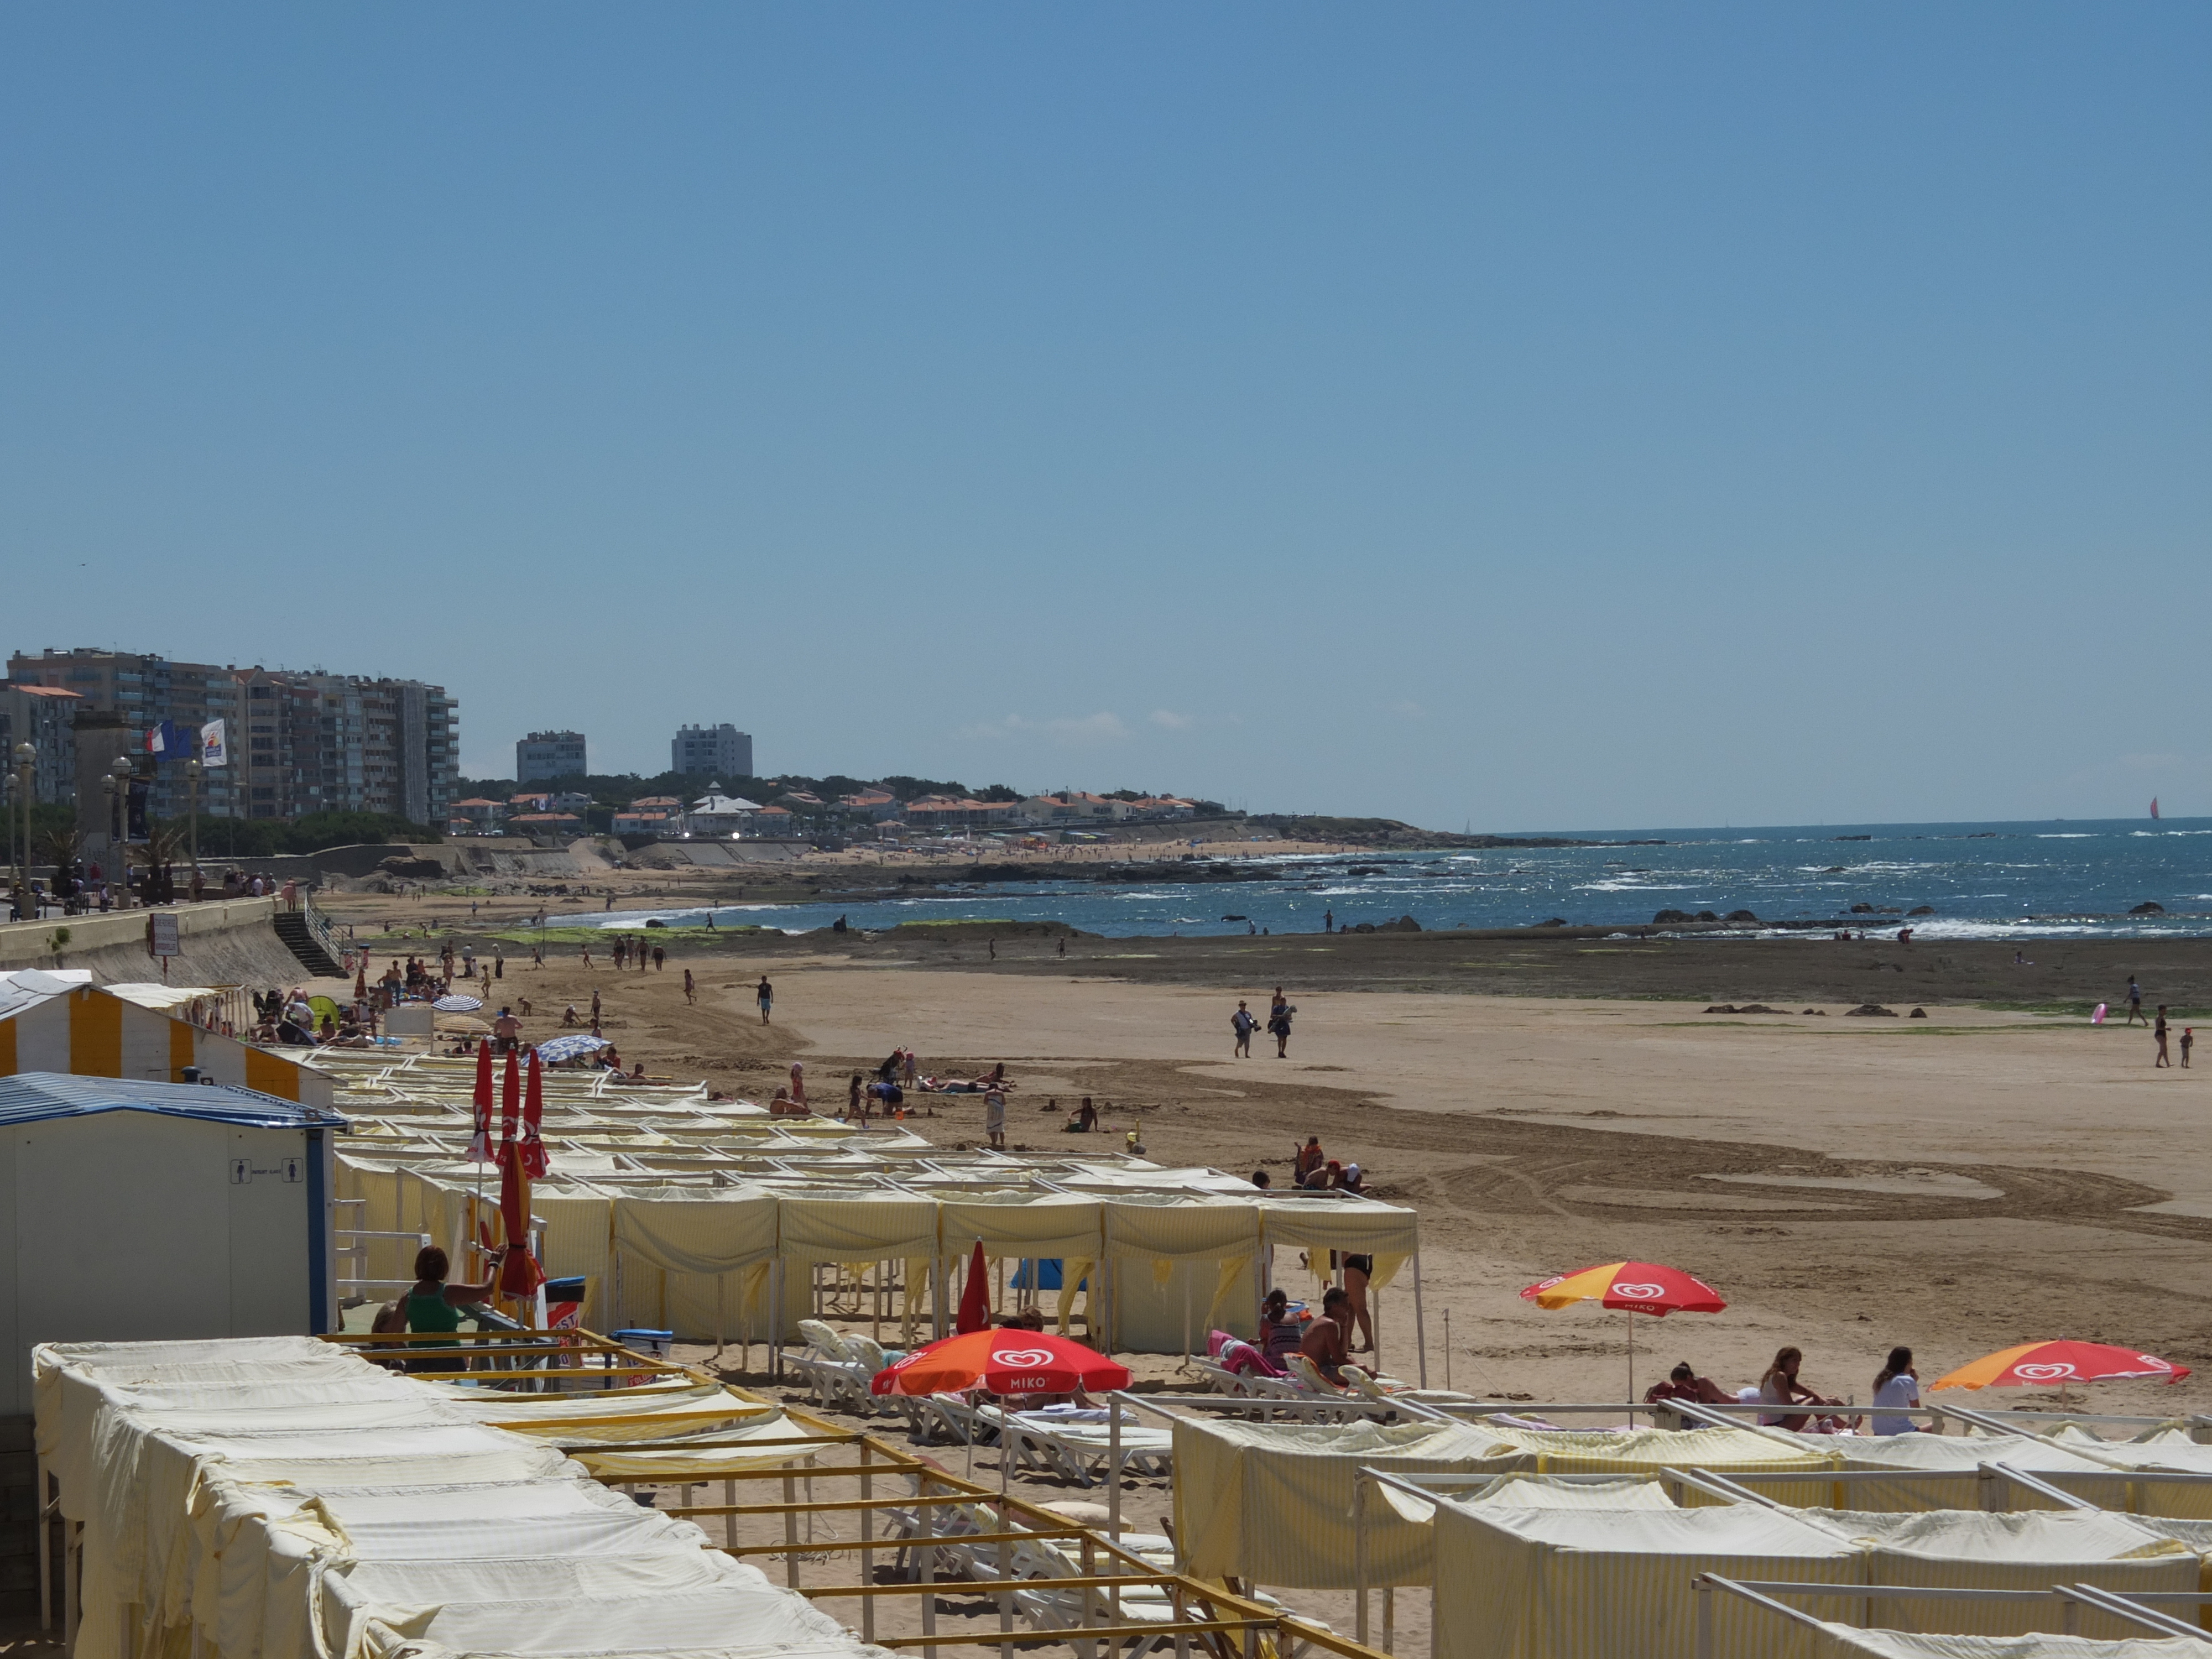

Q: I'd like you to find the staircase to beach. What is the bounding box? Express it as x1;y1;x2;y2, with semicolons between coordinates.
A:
273;906;346;978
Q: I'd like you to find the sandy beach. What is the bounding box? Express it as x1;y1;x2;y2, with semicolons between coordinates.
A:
307;908;2212;1417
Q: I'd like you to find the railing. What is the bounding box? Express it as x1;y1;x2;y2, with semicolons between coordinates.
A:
301;893;353;971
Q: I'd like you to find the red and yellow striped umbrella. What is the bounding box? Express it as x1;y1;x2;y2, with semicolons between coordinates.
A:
1520;1261;1726;1407
1520;1261;1727;1317
1931;1341;2189;1392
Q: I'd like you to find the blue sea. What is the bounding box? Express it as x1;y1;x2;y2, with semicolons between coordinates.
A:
559;818;2212;941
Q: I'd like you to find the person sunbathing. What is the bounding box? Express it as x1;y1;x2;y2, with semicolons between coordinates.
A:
1644;1361;1731;1405
1757;1345;1848;1431
1300;1287;1353;1384
769;1088;811;1116
1259;1288;1306;1362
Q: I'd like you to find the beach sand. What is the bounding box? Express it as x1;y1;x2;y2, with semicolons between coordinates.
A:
333;931;2209;1415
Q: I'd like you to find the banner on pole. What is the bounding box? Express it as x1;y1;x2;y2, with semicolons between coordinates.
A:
199;719;226;767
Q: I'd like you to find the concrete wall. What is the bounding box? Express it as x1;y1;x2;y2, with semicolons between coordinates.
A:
0;898;310;987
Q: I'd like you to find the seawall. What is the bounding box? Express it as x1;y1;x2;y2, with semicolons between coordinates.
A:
0;898;314;986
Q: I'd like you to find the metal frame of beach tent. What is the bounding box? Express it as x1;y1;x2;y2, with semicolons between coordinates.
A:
45;1324;1402;1659
1690;1574;2212;1657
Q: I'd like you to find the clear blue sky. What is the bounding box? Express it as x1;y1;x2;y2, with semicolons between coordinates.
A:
4;5;2205;831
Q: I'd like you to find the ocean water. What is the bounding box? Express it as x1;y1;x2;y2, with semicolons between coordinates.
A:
558;817;2212;941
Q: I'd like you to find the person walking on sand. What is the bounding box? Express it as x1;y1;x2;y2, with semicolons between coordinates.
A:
984;1084;1007;1150
756;977;773;1024
2183;1027;2195;1068
2126;977;2145;1025
1324;910;1333;934
2155;1006;2172;1067
682;968;696;1006
580;941;593;970
1267;987;1295;1058
1232;999;1258;1058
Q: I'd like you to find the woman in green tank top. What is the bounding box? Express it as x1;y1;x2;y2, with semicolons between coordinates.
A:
401;1244;506;1373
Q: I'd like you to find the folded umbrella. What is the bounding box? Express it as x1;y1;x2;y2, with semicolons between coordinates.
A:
467;1039;493;1162
521;1046;549;1177
956;1239;990;1334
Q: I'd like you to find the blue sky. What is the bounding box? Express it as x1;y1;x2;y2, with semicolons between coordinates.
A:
3;5;2205;831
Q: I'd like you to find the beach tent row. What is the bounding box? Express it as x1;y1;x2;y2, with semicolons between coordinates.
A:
0;972;334;1104
1166;1415;2212;1659
335;1154;1419;1354
34;1335;878;1659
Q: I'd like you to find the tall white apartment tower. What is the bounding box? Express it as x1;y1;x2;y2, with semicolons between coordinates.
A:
671;723;753;779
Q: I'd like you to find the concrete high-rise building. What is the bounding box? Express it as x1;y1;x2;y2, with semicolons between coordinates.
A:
6;648;459;825
516;731;587;785
671;723;753;780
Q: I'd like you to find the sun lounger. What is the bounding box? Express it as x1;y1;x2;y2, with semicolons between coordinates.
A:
975;1404;1175;1488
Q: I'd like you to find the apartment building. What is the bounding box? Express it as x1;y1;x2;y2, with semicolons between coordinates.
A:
671;723;753;779
6;648;458;825
516;731;587;785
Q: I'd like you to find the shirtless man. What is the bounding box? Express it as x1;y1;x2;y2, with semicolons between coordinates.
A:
1300;1286;1354;1384
492;1006;520;1054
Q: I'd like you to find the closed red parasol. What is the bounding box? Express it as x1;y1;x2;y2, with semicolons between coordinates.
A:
467;1040;493;1162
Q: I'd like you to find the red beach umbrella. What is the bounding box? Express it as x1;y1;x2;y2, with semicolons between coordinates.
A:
467;1040;494;1161
871;1329;1130;1399
1932;1342;2190;1394
521;1047;549;1177
1520;1261;1728;1316
1520;1261;1728;1405
495;1126;545;1303
956;1239;990;1334
500;1047;520;1141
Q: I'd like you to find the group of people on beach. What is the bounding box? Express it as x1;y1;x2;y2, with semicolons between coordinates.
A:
2122;978;2193;1067
1230;988;1297;1057
1643;1344;1929;1434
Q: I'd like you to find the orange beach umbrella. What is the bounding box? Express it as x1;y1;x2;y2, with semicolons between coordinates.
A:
1932;1341;2189;1395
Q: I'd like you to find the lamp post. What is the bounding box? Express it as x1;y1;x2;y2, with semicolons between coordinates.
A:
186;757;202;892
13;742;34;921
109;754;134;911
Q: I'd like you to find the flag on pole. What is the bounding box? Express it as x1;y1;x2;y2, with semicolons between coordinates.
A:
199;719;227;768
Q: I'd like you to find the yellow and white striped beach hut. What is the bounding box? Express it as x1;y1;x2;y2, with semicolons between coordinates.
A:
0;969;333;1107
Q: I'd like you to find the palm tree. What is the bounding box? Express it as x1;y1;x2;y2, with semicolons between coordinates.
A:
35;823;81;873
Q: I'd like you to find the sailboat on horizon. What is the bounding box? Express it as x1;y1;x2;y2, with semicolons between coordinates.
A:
2151;797;2160;821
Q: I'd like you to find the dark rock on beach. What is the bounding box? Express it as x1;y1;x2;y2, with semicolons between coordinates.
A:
1725;910;1759;922
1653;909;1693;925
2131;902;2167;915
1907;906;1935;916
1846;1003;1900;1016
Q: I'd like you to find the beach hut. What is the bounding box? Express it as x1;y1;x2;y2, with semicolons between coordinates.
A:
0;1073;347;1412
0;969;333;1106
